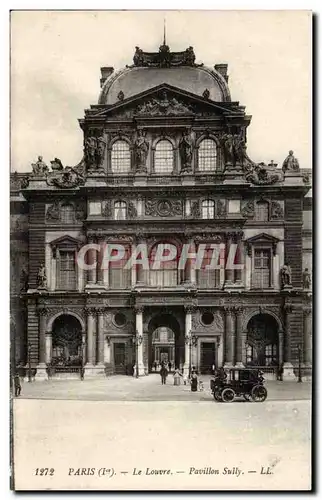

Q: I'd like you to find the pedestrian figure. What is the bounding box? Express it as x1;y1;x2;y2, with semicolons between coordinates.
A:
160;365;168;385
80;366;85;380
183;373;188;385
277;365;283;381
190;369;198;392
199;380;204;391
168;361;172;373
211;363;216;375
173;368;182;386
14;373;21;397
133;364;137;377
154;361;157;372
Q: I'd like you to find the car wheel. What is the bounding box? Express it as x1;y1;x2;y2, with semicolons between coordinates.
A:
214;388;222;401
221;387;235;403
251;385;267;402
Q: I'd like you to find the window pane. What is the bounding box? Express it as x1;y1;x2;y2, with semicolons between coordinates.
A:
201;200;215;219
58;251;76;290
154;140;173;173
197;247;220;288
61;204;74;223
149;243;177;286
114;201;127;220
109;247;131;289
111;140;131;173
198;139;217;171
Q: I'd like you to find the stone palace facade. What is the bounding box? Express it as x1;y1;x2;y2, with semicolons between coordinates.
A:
10;42;312;380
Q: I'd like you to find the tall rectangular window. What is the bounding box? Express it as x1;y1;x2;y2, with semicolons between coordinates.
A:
109;247;131;289
252;249;271;289
57;251;76;290
197;247;220;288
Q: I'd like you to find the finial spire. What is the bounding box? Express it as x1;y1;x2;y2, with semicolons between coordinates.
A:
163;18;166;46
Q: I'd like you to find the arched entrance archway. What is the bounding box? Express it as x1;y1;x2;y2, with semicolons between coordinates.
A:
51;314;83;366
245;313;279;367
147;312;183;372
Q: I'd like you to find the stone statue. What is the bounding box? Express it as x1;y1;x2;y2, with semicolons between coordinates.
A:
303;268;311;289
221;132;246;167
50;158;64;171
37;264;47;288
134;129;149;171
184;46;196;66
96;136;106;167
31;156;49;175
202;88;210;99
282;150;300;173
179;130;193;171
133;46;144;66
280;263;292;288
84;137;97;167
117;90;125;101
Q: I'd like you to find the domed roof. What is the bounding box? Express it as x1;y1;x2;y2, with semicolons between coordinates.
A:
98;44;231;105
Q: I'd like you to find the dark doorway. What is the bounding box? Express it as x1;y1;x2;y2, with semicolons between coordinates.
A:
52;314;83;364
148;312;183;372
200;342;216;374
246;313;279;367
114;343;126;374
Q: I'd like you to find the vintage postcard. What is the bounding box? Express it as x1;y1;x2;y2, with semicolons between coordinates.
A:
10;10;312;491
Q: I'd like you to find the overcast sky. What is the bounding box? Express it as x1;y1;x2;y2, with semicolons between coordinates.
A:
10;10;311;172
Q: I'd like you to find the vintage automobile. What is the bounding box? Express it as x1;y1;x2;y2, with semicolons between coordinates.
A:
210;368;268;403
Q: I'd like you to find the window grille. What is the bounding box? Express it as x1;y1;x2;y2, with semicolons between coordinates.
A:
198;139;217;171
201;199;215;219
114;201;127;220
111;140;131;173
154;140;174;174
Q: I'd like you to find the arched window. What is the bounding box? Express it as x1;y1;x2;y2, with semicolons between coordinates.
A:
198;139;217;171
255;201;269;221
149;243;178;287
111;140;131;173
201;199;215;219
114;201;127;220
154;140;174;173
61;204;74;224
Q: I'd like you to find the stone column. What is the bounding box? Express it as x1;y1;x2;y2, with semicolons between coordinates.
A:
303;308;312;366
135;306;145;376
97;308;105;371
36;307;48;379
234;234;245;286
96;237;105;285
183;305;193;375
45;331;52;365
224;306;234;367
224;234;234;287
283;304;295;379
217;337;224;367
278;330;283;368
85;308;95;372
184;239;196;285
104;336;111;364
87;236;97;285
131;241;137;287
235;306;244;366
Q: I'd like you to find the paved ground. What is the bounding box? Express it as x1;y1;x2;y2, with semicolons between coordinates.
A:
16;374;312;401
13;396;312;490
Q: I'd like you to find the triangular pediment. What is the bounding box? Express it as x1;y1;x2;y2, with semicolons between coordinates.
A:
89;83;242;120
246;233;280;245
49;235;82;248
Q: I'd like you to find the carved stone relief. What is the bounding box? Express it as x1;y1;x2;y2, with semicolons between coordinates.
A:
145;199;183;217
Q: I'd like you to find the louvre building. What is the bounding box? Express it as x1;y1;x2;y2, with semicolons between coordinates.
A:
10;42;312;380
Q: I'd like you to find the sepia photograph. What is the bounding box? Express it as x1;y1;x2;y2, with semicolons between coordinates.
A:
10;9;312;491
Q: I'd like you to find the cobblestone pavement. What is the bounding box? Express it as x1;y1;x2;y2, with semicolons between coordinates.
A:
16;374;312;401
